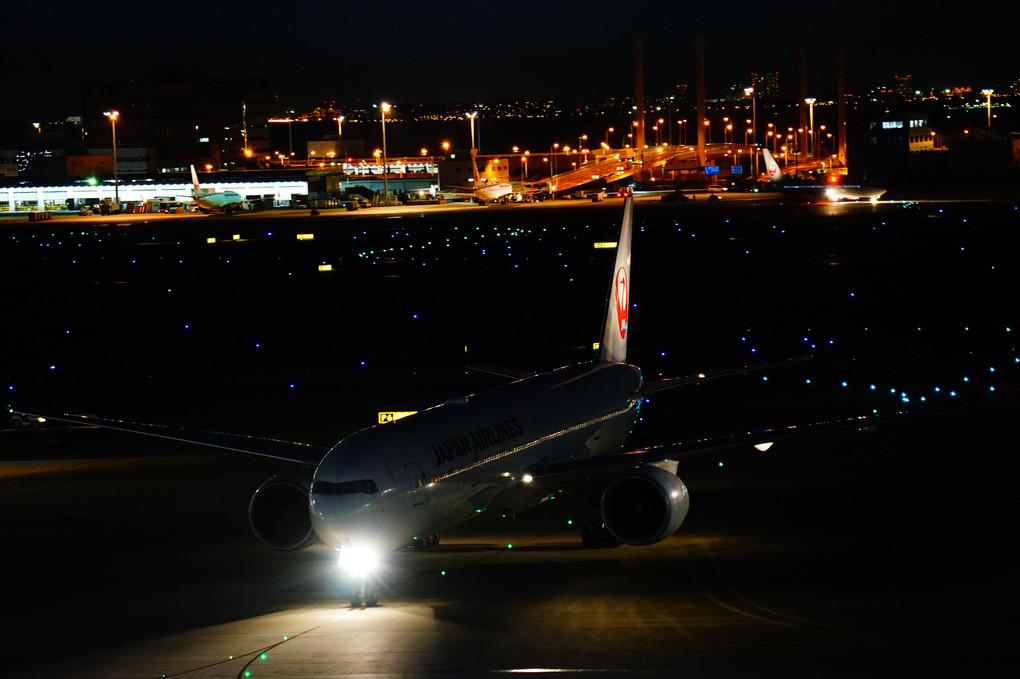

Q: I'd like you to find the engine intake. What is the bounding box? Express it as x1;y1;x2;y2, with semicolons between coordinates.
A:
601;465;690;546
249;471;318;551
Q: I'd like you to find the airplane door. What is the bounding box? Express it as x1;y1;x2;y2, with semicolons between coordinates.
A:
388;459;429;506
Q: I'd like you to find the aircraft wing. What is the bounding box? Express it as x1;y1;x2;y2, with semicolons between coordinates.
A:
522;410;877;483
522;397;1012;488
521;401;1015;489
13;409;329;465
642;355;812;394
466;363;536;380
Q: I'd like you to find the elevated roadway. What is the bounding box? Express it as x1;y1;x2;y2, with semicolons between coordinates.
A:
541;144;757;194
535;144;829;195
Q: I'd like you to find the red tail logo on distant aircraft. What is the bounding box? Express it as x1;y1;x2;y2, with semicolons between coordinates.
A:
615;267;628;339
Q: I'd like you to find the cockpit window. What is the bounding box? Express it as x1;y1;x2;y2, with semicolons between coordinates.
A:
311;479;379;496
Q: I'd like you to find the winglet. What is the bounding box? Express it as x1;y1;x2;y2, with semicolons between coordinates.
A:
598;196;633;364
190;164;200;191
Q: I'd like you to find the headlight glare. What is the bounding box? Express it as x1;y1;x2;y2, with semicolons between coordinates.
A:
338;544;379;576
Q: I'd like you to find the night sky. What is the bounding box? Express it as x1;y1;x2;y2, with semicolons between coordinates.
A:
7;1;1015;117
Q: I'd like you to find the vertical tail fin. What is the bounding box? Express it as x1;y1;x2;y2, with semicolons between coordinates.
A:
598;196;633;364
470;149;482;184
762;148;783;183
190;164;200;191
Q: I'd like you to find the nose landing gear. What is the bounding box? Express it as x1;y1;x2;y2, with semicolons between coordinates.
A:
349;577;379;607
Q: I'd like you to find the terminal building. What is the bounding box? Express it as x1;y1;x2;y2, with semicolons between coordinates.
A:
0;160;439;213
0;175;308;213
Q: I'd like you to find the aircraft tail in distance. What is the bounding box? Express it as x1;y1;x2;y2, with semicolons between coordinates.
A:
762;147;783;183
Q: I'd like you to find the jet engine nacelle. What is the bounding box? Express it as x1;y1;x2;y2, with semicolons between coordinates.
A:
248;471;318;551
600;465;690;546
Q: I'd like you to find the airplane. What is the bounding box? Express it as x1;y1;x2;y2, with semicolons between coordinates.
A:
467;150;516;204
761;148;886;202
822;182;888;202
19;197;814;606
189;164;248;213
472;179;516;204
437;151;517;204
435;181;517;205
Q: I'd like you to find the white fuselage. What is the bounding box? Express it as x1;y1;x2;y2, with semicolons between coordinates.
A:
824;184;887;201
309;362;642;553
475;182;515;203
192;188;246;212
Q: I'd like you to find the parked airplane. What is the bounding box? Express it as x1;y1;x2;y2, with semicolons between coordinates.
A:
436;182;517;205
761;148;886;202
473;179;516;204
438;152;517;204
468;150;517;204
20;197;809;605
190;165;248;213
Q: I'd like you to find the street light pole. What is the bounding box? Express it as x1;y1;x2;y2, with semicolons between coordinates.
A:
466;111;477;152
744;87;757;144
104;110;119;209
466;111;480;188
242;99;249;157
981;89;993;128
805;98;816;157
380;102;390;206
745;86;757;177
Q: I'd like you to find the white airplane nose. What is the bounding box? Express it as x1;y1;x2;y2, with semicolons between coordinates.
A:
310;486;409;554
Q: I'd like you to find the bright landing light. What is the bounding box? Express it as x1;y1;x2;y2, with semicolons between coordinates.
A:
338;544;380;576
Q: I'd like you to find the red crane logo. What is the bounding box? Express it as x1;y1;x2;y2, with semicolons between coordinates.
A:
615;267;628;339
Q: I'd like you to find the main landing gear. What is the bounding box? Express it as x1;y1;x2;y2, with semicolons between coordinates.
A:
581;522;622;548
413;532;441;549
